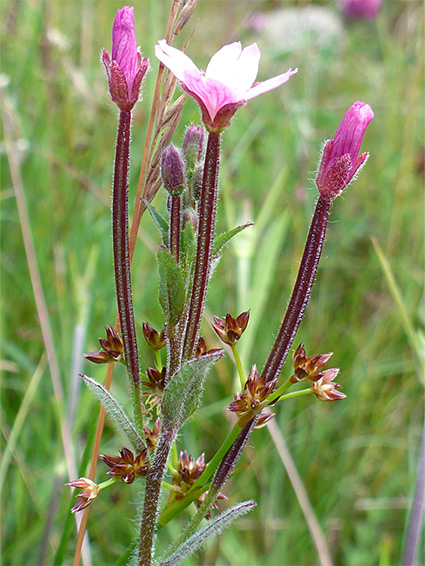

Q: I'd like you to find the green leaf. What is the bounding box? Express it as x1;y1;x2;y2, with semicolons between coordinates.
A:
212;222;253;258
161;351;223;431
146;201;169;247
81;375;145;452
157;500;256;566
157;246;186;327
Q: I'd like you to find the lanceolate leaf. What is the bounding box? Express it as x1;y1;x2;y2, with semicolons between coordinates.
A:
146;201;170;247
161;351;224;431
157;500;257;566
212;222;253;258
81;375;145;452
157;246;186;327
180;220;196;281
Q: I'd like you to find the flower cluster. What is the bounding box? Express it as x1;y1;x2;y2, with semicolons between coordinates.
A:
229;365;276;428
142;322;166;351
66;478;100;513
291;344;346;401
170;451;226;520
100;447;149;484
141;367;167;407
84;325;124;364
211;311;250;346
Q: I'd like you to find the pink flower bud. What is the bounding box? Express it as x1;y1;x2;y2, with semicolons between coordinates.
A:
161;145;186;196
316;101;374;199
340;0;384;21
102;6;148;111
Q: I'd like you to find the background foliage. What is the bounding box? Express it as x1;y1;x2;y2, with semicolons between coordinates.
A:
1;0;423;564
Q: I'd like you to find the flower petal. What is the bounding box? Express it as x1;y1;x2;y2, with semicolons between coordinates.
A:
155;39;199;81
205;42;242;83
183;69;235;121
244;68;298;101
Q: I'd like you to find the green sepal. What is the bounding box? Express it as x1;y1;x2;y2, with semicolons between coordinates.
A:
161;351;224;431
146;201;170;247
81;375;145;452
212;222;253;259
158;246;185;327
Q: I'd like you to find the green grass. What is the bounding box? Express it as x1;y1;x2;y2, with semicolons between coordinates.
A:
1;1;424;565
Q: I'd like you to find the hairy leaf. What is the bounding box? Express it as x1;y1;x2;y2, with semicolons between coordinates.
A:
212;222;253;259
146;201;169;247
157;246;186;327
81;375;145;452
161;351;223;431
157;500;256;566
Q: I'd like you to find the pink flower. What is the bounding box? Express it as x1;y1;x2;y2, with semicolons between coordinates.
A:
102;6;148;111
316;101;374;199
340;0;385;21
155;40;297;131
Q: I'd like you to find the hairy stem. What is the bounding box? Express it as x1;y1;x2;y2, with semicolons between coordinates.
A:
182;132;221;359
169;195;181;263
261;195;331;382
138;426;176;566
112;110;143;431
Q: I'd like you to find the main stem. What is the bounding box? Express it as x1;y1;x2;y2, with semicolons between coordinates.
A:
113;110;142;429
182;131;221;359
138;426;176;566
261;195;331;382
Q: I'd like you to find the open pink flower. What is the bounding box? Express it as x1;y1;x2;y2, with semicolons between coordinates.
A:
155;39;297;131
102;6;148;111
316;101;374;199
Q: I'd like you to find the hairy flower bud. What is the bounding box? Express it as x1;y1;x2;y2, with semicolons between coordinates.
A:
316;101;374;199
102;6;148;111
183;124;205;170
161;145;186;196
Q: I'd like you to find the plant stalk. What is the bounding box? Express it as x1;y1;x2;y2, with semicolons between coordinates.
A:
182;132;221;359
261;195;331;382
138;426;176;566
112;110;143;431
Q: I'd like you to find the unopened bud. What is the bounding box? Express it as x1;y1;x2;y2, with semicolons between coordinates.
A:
142;322;166;351
183;123;205;170
161;145;186;196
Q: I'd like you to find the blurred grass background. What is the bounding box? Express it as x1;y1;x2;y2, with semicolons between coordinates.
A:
1;0;424;564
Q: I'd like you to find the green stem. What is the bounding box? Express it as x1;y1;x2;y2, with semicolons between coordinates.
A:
266;387;313;407
158;424;240;526
232;344;245;389
98;477;119;491
154;349;162;371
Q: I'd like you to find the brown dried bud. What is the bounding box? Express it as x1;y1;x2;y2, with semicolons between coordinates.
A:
66;477;100;513
211;311;250;346
144;418;161;450
290;343;333;383
195;337;223;358
100;447;149;484
229;365;277;428
141;367;167;407
84;325;124;364
142;322;166;351
170;450;225;519
311;368;346;401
